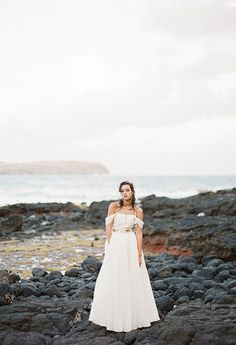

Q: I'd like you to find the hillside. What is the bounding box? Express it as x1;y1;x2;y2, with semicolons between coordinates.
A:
0;161;109;175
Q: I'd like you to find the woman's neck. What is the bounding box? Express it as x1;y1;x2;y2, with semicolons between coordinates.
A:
123;202;133;209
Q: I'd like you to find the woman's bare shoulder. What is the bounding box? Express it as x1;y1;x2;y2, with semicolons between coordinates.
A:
135;205;143;219
107;201;120;213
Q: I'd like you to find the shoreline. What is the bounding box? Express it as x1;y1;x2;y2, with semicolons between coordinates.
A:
0;187;236;344
0;187;235;279
1;187;235;257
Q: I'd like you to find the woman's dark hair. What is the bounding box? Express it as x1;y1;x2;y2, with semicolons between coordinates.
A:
118;181;136;209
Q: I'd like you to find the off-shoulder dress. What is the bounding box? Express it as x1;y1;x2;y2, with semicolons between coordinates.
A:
88;210;160;332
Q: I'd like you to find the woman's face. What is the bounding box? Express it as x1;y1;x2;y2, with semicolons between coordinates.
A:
120;184;133;201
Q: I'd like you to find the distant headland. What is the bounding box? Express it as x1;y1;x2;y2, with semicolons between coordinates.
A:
0;161;109;175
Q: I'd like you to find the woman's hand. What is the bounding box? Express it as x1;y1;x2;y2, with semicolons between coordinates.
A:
138;253;142;267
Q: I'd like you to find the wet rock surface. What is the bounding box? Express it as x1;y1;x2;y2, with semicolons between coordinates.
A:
0;229;105;279
0;253;236;345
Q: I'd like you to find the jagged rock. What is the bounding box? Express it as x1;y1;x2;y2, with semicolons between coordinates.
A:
0;214;23;232
81;256;102;273
0;270;20;284
65;268;80;277
84;200;113;227
0;283;15;305
32;268;48;278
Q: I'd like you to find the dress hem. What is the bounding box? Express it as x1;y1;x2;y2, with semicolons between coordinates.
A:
89;317;161;333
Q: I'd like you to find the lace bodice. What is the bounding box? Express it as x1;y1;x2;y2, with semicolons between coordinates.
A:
105;212;144;232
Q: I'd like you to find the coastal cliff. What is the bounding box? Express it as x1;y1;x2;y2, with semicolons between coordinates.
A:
0;161;109;175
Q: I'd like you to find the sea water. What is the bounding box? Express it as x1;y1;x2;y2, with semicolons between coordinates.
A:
0;174;236;207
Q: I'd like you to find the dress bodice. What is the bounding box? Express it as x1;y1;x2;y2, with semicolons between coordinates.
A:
105;212;144;232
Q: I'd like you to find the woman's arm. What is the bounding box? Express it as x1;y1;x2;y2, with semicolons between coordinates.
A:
135;207;144;256
105;202;117;243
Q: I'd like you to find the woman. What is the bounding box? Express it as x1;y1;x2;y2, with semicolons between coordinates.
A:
88;181;160;332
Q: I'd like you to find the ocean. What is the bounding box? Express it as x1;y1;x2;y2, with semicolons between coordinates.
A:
0;175;236;207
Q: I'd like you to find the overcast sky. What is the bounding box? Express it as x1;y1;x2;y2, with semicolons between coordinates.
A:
0;0;235;175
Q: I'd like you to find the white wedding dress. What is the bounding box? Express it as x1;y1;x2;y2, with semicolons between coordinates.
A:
88;211;160;332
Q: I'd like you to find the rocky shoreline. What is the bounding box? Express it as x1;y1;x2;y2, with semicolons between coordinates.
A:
0;187;236;344
1;188;236;260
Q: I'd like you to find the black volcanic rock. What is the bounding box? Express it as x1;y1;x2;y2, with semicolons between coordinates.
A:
0;214;23;232
140;188;236;260
141;188;236;218
0;254;235;344
84;200;113;227
0;202;87;236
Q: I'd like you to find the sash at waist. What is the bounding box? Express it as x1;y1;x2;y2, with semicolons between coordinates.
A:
112;227;135;233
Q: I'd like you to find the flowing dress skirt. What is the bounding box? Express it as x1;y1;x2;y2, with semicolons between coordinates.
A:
88;231;160;332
